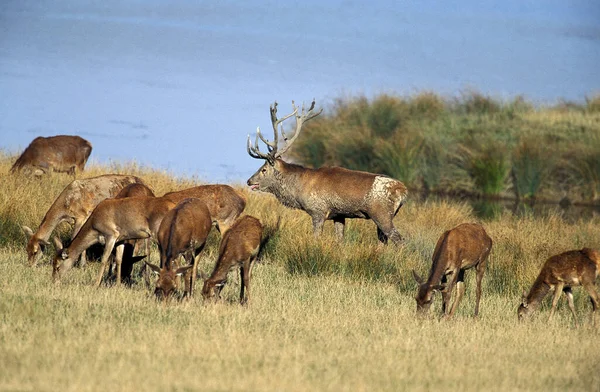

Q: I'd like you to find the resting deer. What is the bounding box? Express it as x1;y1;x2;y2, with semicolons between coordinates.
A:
162;184;245;234
202;215;264;305
23;174;147;267
52;196;176;287
412;223;492;317
246;100;407;244
518;248;600;327
146;198;212;300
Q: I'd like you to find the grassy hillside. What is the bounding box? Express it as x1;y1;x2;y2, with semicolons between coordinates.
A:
290;92;600;204
1;155;599;391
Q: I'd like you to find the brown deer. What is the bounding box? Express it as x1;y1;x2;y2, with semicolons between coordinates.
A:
412;223;492;317
146;198;213;300
23;174;147;267
202;215;264;305
52;196;176;287
112;182;156;283
162;184;246;234
11;135;92;176
246;100;407;244
518;248;600;327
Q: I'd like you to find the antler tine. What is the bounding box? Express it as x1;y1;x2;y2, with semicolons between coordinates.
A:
276;99;322;158
247;129;272;161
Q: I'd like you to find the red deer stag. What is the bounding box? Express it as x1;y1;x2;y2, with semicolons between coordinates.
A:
412;223;492;318
518;248;600;327
52;196;176;287
22;174;147;267
246;100;407;244
162;184;245;234
202;215;264;305
146;198;212;300
11;135;92;176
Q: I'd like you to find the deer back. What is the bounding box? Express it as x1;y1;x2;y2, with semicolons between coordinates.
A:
11;135;92;174
162;185;245;228
157;198;212;267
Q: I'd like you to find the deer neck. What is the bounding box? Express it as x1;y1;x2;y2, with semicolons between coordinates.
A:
35;206;72;242
65;222;99;262
524;278;551;311
269;162;308;210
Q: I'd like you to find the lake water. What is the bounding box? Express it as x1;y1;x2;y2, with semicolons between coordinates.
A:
1;1;599;183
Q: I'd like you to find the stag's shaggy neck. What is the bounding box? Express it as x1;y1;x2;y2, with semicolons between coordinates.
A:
267;160;310;210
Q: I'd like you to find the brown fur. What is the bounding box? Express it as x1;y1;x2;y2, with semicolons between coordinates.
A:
52;196;176;287
162;184;246;233
146;198;213;299
412;223;493;317
247;159;407;244
23;174;146;266
112;182;156;283
11;135;92;176
518;248;600;327
202;215;263;305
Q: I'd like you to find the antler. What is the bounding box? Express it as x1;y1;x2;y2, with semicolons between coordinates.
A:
247;99;322;162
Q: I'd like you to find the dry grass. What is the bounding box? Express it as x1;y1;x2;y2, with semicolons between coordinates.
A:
1;156;600;391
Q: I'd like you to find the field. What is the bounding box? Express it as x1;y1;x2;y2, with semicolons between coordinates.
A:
1;157;600;391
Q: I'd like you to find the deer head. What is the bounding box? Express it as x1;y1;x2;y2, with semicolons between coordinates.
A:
246;100;322;191
412;270;445;314
146;261;193;300
518;290;530;321
23;226;50;267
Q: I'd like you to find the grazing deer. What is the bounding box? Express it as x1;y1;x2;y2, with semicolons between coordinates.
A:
112;182;156;283
162;184;245;234
52;196;176;287
412;223;492;317
518;248;600;327
11;135;92;176
246;100;407;244
22;174;147;267
202;215;264;305
146;198;213;300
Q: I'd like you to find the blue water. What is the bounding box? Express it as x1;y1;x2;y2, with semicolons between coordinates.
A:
1;1;599;183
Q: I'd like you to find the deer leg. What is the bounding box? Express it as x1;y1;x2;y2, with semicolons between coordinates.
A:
441;272;459;317
311;215;325;237
563;287;579;328
72;219;88;267
333;218;345;241
474;259;488;317
448;270;466;317
114;243;124;287
373;216;403;245
240;256;255;305
440;275;450;314
182;253;196;298
549;282;565;322
95;236;117;288
583;281;599;327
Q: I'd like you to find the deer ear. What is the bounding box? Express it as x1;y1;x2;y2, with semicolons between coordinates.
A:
432;284;446;292
52;236;63;251
145;262;161;275
412;270;424;285
175;265;193;277
22;226;34;238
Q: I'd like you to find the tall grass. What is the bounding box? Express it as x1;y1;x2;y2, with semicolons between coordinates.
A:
291;92;600;204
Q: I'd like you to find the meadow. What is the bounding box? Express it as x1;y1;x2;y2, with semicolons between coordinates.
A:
1;154;599;391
